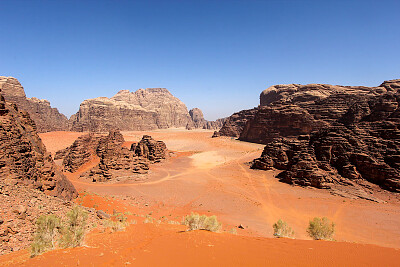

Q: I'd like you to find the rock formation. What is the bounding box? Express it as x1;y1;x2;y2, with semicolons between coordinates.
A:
186;108;226;130
249;79;400;194
56;131;167;182
0;76;69;132
213;108;258;137
70;88;192;132
0;88;77;201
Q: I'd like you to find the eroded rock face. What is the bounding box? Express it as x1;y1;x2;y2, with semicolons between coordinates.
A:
186;108;226;130
56;131;167;182
70;88;191;132
215;108;258;137
251;79;400;194
0;76;69;133
0;89;77;200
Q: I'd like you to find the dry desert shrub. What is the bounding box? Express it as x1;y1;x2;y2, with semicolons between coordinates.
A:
59;206;88;248
183;213;222;232
31;214;61;257
307;217;335;240
272;219;295;238
104;212;129;232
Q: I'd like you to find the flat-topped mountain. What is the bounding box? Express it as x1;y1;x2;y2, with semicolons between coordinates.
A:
0;76;69;133
70;88;192;132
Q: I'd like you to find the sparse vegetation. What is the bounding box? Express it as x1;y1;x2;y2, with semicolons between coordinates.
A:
59;206;88;248
272;219;295;238
307;217;335;240
31;206;89;257
31;214;61;257
104;212;129;232
183;213;222;232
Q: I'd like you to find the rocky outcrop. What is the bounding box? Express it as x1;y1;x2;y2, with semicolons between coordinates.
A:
56;131;167;182
0;178;99;255
0;88;77;201
55;133;104;172
70;88;191;132
213;108;258;137
186;108;226;130
0;76;69;132
250;79;400;194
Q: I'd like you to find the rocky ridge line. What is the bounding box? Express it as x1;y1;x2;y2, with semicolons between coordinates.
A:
0;76;69;133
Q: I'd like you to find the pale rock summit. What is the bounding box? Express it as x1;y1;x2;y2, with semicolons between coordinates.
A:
70;87;192;132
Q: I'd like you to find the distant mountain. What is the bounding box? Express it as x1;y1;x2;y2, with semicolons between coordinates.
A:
0;76;69;133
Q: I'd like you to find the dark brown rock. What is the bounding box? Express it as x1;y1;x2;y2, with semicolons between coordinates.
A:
0;76;69;132
56;131;168;182
251;81;400;194
215;108;258;138
0;88;77;201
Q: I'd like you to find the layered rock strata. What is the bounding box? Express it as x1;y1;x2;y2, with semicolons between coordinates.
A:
213;108;258;137
0;76;69;132
250;79;400;193
0;89;77;200
56;131;167;182
70;88;192;132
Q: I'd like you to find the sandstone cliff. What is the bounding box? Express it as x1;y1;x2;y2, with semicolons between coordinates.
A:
0;88;77;200
0;76;69;132
70;88;191;132
56;131;167;182
247;79;400;194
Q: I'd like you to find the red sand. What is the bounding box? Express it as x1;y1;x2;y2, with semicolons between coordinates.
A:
2;129;400;266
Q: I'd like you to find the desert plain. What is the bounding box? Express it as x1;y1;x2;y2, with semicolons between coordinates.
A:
1;129;399;266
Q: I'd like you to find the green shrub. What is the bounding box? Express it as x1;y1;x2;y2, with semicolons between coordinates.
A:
31;214;61;257
307;217;335;240
183;213;221;232
272;219;294;238
59;206;88;248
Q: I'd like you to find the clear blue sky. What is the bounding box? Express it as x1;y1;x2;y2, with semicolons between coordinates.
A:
1;0;399;120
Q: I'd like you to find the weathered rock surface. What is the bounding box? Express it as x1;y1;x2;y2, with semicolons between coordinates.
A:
250;79;400;195
186;108;226;130
0;76;69;132
213;108;258;137
70;88;192;132
0;88;77;201
56;131;167;182
0;178;99;255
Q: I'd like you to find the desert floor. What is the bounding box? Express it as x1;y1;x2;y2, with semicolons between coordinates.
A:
1;129;400;266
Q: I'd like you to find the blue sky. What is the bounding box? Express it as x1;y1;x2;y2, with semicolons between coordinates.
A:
1;0;399;120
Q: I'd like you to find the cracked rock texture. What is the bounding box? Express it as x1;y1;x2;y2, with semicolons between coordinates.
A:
0;76;69;132
56;131;167;182
0;88;77;200
70;88;192;132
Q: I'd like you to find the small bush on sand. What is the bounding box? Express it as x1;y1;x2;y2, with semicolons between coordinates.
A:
272;219;295;238
307;217;335;240
183;213;221;232
59;206;88;248
31;214;61;257
104;212;129;232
